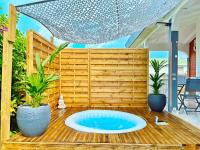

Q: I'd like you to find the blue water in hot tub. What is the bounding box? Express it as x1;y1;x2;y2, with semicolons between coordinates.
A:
77;117;136;130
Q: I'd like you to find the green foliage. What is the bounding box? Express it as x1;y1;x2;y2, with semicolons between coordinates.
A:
10;98;19;116
0;14;8;26
0;14;26;115
150;59;167;95
26;43;68;108
0;12;19;26
10;130;17;137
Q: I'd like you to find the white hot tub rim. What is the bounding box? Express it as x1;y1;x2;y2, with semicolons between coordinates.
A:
65;110;147;134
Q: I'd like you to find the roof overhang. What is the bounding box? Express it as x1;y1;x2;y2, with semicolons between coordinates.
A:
126;0;190;48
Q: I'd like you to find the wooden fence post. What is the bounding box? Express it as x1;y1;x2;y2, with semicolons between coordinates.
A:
1;4;17;142
26;30;34;103
26;30;34;75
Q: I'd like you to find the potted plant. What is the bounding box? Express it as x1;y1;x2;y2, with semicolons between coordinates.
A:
148;59;167;112
16;43;68;137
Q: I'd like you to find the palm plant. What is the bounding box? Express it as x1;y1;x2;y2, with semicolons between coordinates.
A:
26;42;68;107
150;59;167;95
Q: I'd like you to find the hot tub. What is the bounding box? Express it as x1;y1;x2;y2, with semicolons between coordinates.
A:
65;110;147;134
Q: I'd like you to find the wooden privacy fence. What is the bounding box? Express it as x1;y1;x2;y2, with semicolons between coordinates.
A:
61;49;149;107
27;31;149;108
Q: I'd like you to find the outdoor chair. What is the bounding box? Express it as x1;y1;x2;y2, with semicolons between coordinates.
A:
177;75;186;107
179;78;200;113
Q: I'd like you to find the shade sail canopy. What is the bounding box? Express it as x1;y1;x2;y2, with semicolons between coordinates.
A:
17;0;181;44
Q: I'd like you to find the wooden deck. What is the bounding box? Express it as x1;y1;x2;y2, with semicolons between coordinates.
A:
2;107;200;150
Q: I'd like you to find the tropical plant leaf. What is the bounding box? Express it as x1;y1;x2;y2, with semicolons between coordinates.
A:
42;55;50;67
26;42;67;107
49;42;68;63
149;59;167;95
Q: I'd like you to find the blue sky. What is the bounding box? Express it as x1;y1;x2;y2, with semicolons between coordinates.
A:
0;0;187;59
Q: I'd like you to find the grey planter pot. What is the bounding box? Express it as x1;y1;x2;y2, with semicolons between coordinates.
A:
148;94;166;112
16;104;51;137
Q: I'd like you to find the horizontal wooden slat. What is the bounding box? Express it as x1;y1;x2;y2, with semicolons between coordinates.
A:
61;53;89;59
61;49;89;53
90;49;147;53
91;76;134;81
91;53;133;59
133;53;147;59
62;76;88;81
64;97;89;103
61;81;88;87
91;92;133;98
61;59;88;65
91;70;134;76
91;65;133;70
91;87;133;93
63;93;89;98
62;65;88;70
61;70;88;75
91;81;133;87
91;59;134;65
62;87;89;92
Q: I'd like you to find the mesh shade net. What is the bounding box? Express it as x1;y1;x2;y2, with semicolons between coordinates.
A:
17;0;181;44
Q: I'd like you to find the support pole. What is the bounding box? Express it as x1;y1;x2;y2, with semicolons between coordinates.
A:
168;31;179;112
1;4;17;142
